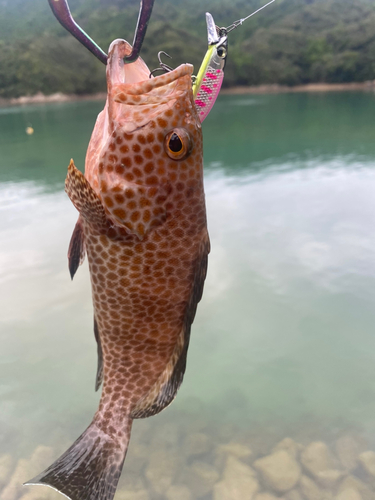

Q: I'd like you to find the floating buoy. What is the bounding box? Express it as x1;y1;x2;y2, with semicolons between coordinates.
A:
26;126;34;135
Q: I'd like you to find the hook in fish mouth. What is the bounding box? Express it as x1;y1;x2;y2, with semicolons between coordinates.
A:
149;51;174;78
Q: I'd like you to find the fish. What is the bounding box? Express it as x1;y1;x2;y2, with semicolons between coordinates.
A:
25;38;209;500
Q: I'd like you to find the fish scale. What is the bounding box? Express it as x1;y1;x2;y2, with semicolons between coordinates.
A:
26;38;210;500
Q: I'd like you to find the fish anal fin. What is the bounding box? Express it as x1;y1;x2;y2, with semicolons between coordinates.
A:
94;317;104;392
65;159;108;231
131;233;210;419
68;217;86;280
131;326;188;419
24;417;132;500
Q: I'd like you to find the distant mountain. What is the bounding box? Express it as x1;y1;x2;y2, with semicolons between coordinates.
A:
1;0;375;97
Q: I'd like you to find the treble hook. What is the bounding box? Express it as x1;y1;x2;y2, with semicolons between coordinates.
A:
149;51;174;78
47;0;155;64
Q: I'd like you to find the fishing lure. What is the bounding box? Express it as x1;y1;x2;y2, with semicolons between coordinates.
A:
193;0;276;122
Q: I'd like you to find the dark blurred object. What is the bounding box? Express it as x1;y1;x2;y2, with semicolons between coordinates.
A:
47;0;155;64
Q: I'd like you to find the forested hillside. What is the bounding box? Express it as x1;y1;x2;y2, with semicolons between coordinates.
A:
1;0;375;97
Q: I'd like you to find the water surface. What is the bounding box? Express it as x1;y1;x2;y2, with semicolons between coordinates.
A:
1;92;375;498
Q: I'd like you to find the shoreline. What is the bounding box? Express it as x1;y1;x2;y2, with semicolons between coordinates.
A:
1;81;375;107
220;81;375;94
0;91;107;107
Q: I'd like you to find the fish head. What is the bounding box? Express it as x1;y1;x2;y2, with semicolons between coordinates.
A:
85;39;202;239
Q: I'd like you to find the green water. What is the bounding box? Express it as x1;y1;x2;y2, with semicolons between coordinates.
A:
1;92;375;495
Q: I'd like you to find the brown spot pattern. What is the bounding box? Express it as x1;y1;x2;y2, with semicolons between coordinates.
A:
81;63;206;433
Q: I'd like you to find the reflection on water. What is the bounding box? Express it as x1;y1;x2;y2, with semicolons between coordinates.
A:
1;94;375;499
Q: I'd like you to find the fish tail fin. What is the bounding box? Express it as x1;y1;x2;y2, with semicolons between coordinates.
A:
24;416;133;500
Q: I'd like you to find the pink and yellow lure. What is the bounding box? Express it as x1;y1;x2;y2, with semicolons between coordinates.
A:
193;13;227;123
193;0;276;123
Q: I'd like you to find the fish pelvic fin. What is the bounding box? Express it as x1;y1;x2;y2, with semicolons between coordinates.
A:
65;159;108;231
24;416;132;500
68;217;86;280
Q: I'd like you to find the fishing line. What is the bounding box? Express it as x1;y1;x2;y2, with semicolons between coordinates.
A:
225;0;276;33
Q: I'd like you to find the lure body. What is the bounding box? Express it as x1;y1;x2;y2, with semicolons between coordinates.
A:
26;39;209;500
193;0;275;122
193;13;228;123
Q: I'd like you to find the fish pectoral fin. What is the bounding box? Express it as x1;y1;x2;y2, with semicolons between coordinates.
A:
65;159;108;231
94;317;104;392
102;182;172;240
67;217;86;280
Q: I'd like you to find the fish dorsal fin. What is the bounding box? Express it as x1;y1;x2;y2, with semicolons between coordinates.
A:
131;233;210;418
67;217;86;280
65;159;108;231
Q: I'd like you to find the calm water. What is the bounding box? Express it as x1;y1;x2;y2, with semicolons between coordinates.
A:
1;92;375;498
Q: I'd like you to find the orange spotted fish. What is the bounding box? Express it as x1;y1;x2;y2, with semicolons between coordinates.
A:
25;39;209;500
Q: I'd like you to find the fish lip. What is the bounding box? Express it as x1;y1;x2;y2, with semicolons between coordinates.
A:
117;63;194;98
149;64;194;88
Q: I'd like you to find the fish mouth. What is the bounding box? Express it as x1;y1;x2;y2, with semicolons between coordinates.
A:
107;38;194;89
106;39;194;132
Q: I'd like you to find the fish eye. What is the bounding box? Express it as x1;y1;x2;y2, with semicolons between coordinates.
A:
217;46;227;58
164;128;192;160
